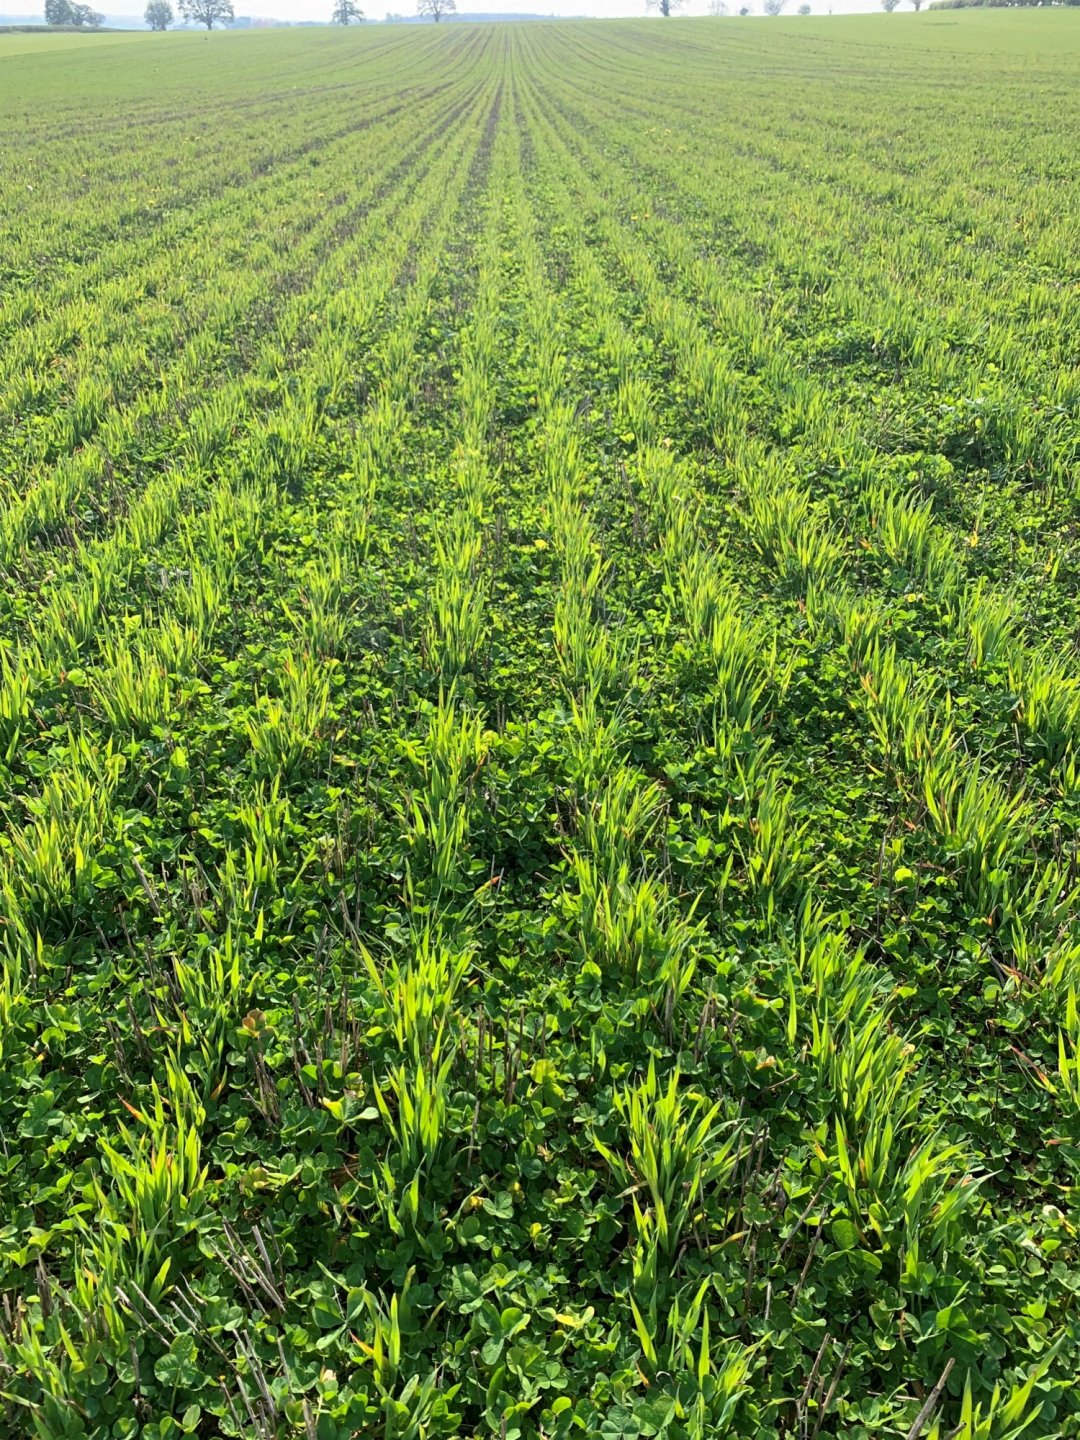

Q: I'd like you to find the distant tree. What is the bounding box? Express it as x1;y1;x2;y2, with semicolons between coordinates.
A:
708;0;729;12
179;0;233;25
881;0;900;9
44;0;102;21
738;4;751;12
145;0;173;24
647;0;684;13
762;0;786;12
797;3;810;11
911;0;923;8
332;0;364;18
417;0;454;19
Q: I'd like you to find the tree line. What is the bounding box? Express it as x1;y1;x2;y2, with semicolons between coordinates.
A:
40;0;459;26
54;0;1022;34
929;0;1078;8
661;0;926;11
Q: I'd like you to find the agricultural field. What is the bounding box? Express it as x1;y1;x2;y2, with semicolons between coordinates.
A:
1;10;1080;1438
